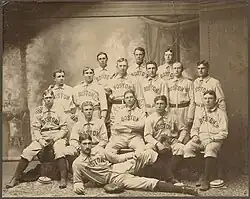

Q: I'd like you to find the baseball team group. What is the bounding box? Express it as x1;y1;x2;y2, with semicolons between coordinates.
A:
6;47;228;196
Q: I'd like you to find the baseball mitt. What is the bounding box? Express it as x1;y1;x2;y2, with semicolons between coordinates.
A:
103;182;125;194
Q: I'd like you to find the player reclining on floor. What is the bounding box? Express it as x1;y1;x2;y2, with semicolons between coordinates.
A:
72;133;198;196
105;89;146;163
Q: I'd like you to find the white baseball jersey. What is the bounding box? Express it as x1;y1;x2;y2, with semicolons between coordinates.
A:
190;106;228;141
141;75;168;113
73;81;108;111
144;111;187;146
70;117;108;149
94;67;113;88
127;62;147;82
192;76;226;119
32;104;68;141
49;84;75;114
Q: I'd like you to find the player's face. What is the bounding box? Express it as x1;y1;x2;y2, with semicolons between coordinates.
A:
134;50;145;64
82;105;94;120
124;92;135;108
97;54;108;68
43;93;54;107
54;72;65;86
155;99;167;113
204;93;216;109
146;64;157;78
83;69;94;83
164;51;173;63
173;63;183;77
117;61;128;76
197;64;209;78
80;139;92;155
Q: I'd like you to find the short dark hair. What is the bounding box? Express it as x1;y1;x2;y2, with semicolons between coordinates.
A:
83;67;94;75
146;61;158;69
203;90;217;100
116;58;128;66
165;48;173;53
81;101;94;111
197;60;209;68
154;95;167;105
43;89;55;97
173;62;184;70
123;89;139;108
134;47;145;55
53;69;65;78
79;133;92;143
97;52;108;60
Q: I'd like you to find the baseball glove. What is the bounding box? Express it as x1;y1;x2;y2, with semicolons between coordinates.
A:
103;182;125;194
37;140;55;163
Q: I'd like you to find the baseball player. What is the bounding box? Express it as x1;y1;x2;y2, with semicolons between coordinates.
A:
105;90;146;163
144;95;188;182
64;101;108;172
183;90;228;191
158;48;192;81
105;58;145;127
73;67;108;121
47;69;77;137
191;60;226;122
72;133;198;196
141;61;169;116
127;47;147;81
94;52;113;88
167;62;195;130
6;89;69;189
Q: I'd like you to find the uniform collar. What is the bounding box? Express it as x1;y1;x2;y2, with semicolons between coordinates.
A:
97;66;108;71
173;76;184;82
147;74;159;82
117;73;128;79
198;75;211;83
135;62;146;69
42;104;56;113
54;84;65;90
125;104;137;111
205;105;217;113
81;81;94;87
81;117;94;125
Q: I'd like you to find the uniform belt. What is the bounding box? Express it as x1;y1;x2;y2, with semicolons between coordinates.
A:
112;99;123;104
169;101;190;108
195;103;205;107
41;127;61;132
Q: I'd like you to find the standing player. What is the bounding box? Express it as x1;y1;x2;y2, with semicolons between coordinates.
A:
127;47;147;81
48;69;77;136
144;95;188;182
73;67;108;121
105;58;145;127
158;49;192;81
105;90;146;163
183;90;228;191
167;62;195;130
141;61;168;116
72;134;198;196
6;89;69;189
191;60;226;122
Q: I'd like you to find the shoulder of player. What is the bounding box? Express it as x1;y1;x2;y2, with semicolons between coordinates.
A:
92;118;105;126
146;112;157;121
35;106;44;115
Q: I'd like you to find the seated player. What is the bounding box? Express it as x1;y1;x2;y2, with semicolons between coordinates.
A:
105;90;146;163
6;89;69;189
64;101;108;171
183;90;228;191
144;95;189;182
72;133;198;196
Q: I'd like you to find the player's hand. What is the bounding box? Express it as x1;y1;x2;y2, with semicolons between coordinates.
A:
156;142;168;152
52;135;62;142
104;88;112;95
70;114;78;122
201;138;213;148
191;136;200;144
74;183;85;195
38;138;48;147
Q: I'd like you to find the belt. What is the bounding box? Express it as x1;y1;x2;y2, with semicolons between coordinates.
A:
169;101;190;108
41;127;61;132
195;103;205;107
112;99;123;104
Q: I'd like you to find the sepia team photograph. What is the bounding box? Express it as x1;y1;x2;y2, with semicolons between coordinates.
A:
1;0;248;197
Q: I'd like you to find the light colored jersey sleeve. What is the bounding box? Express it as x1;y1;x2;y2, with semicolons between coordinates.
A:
32;113;42;141
190;115;201;138
96;121;108;148
69;123;80;148
57;111;69;139
211;111;229;141
72;158;87;184
97;85;108;111
133;79;145;110
144;116;159;146
215;80;226;112
187;81;195;121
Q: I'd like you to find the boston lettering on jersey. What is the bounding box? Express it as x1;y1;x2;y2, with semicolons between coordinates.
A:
143;85;161;94
195;86;208;94
79;129;99;136
87;156;107;168
199;115;219;128
169;84;189;92
78;90;99;101
130;71;146;77
40;116;60;126
96;74;110;82
154;122;172;132
121;114;139;122
113;83;133;90
54;92;71;100
160;71;174;79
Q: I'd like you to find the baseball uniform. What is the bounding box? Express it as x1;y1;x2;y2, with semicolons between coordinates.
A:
158;63;192;82
191;76;226;120
94;67;113;88
22;104;68;161
64;117;108;156
127;62;147;82
49;84;76;135
73;81;108;120
106;74;145;124
73;149;159;191
183;106;228;158
141;75;169;115
105;105;146;161
167;76;195;126
144;111;188;156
